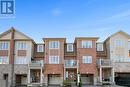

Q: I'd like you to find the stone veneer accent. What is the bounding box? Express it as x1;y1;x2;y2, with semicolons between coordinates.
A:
0;64;28;87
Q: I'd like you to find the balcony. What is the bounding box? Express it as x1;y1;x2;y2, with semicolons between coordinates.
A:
64;60;78;68
29;60;44;69
97;59;113;67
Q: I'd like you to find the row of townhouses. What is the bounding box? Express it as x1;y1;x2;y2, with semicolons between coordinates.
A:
0;27;130;87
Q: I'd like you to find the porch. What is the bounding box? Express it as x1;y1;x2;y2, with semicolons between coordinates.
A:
28;60;44;86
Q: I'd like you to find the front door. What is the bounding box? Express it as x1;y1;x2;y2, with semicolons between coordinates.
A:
16;75;21;85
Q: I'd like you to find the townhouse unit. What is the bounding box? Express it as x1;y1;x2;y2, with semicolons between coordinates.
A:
0;27;130;87
0;28;34;87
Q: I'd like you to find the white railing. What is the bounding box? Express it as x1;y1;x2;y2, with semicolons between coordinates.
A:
64;60;78;68
97;59;113;67
113;58;130;62
29;60;44;67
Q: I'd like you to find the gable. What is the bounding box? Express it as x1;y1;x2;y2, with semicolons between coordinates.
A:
14;30;32;40
111;31;130;39
0;27;33;41
0;31;11;39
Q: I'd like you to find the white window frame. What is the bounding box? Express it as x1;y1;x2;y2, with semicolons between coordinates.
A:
67;44;73;52
49;56;59;64
15;57;27;64
115;39;124;48
49;41;60;49
0;42;9;50
82;40;92;48
37;44;44;52
128;41;130;50
97;43;103;51
17;42;27;50
0;56;9;64
82;56;92;64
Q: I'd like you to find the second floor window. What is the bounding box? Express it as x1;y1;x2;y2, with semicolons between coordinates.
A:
82;40;92;48
82;56;92;64
49;41;59;49
37;44;44;52
97;43;103;51
115;39;124;48
49;56;59;64
0;42;9;50
128;41;130;50
15;57;27;64
0;56;9;64
17;42;27;50
67;44;73;52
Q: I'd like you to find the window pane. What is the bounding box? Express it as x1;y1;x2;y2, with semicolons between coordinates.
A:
115;39;124;47
82;40;92;48
49;41;59;49
37;45;44;52
18;42;27;50
97;43;103;51
67;44;73;52
0;57;8;64
82;56;92;64
15;57;27;64
0;42;9;50
49;56;59;64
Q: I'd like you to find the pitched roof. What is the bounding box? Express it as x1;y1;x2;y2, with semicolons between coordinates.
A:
105;30;130;42
0;27;35;42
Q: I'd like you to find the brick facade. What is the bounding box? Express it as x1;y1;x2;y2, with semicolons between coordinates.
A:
0;28;130;86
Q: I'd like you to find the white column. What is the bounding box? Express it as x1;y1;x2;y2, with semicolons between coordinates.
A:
77;67;79;85
28;68;30;83
112;68;115;84
40;67;43;84
64;68;66;80
99;67;102;83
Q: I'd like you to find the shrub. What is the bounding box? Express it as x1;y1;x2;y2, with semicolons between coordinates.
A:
63;80;71;87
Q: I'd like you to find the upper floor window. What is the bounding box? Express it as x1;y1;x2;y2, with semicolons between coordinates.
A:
128;41;130;50
115;39;124;48
97;43;103;51
17;42;27;50
37;44;44;52
82;40;92;48
82;56;92;64
49;56;59;64
15;57;27;64
67;44;73;52
49;41;59;49
0;42;9;50
0;56;9;64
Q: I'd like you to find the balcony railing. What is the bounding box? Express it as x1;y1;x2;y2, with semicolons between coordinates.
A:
64;60;78;68
29;60;44;68
97;59;113;67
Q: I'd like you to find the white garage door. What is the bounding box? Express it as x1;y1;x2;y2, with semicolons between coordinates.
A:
49;75;61;85
81;75;93;85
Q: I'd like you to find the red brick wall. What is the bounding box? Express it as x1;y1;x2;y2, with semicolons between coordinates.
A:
44;64;64;76
76;39;97;75
0;50;8;56
44;39;65;64
44;39;65;77
17;50;26;56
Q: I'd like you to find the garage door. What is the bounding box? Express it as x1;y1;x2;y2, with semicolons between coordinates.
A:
115;73;130;86
49;74;61;85
81;74;93;85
